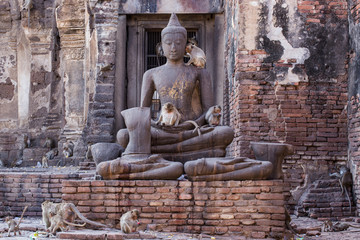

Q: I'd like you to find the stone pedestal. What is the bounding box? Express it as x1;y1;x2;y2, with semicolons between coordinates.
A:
250;142;294;179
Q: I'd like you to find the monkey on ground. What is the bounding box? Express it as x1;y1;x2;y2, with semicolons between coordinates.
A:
46;149;58;160
23;134;31;148
205;105;222;127
42;156;48;168
120;209;140;233
185;43;206;68
43;137;54;149
322;220;360;232
63;141;74;158
329;165;353;212
48;211;86;235
5;205;28;237
41;201;107;231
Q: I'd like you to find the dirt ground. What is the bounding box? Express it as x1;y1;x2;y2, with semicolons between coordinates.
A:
1;216;360;240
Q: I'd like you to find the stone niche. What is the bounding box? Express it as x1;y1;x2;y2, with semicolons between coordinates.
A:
62;179;287;239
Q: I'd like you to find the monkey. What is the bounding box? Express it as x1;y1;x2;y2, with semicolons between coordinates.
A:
322;219;333;232
42;156;48;168
185;43;206;68
46;149;58;160
156;102;182;126
205;105;222;127
86;143;93;161
120;209;140;234
63;141;74;158
155;42;164;66
43;137;54;149
41;201;107;230
322;220;360;232
5;205;28;237
284;207;301;238
10;155;23;168
330;165;353;212
48;212;86;235
23;134;31;148
184;120;202;136
21;0;33;27
187;36;198;46
156;102;201;135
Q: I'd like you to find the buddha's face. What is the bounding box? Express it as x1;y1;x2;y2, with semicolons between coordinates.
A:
162;32;186;62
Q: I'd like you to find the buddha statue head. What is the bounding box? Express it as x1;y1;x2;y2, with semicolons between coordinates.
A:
161;13;187;62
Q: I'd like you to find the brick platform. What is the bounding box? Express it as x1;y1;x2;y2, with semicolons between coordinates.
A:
0;171;80;217
62;179;287;238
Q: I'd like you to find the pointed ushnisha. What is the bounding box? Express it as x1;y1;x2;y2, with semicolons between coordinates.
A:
161;13;187;38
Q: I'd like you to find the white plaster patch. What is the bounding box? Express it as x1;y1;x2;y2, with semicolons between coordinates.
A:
243;0;261;50
266;0;310;85
32;84;50;113
32;53;52;72
0;48;16;84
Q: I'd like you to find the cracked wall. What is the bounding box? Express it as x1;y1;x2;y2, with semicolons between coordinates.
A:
225;0;349;207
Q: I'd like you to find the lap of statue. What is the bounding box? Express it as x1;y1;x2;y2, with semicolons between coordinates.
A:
117;122;234;163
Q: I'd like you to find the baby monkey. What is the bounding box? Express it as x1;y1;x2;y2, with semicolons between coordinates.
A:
205;105;222;127
120;209;140;234
5;205;28;237
185;43;206;68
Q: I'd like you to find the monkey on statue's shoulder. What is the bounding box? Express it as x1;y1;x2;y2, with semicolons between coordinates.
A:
185;43;206;68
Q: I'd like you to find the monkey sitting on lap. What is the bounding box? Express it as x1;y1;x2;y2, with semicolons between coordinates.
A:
156;102;202;136
205;105;222;127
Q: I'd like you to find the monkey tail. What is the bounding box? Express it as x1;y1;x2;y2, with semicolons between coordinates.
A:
344;187;352;214
16;205;28;228
63;219;86;227
69;203;107;228
184;120;202;136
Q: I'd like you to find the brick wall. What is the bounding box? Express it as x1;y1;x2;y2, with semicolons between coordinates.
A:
224;0;349;193
85;0;119;143
294;179;355;219
0;172;79;218
62;180;286;238
351;0;360;24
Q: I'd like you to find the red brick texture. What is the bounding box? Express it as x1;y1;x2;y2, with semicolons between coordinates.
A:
0;172;79;217
351;0;360;23
62;180;287;238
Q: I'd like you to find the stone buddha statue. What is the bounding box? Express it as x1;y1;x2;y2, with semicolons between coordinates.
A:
117;13;234;162
96;13;287;181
